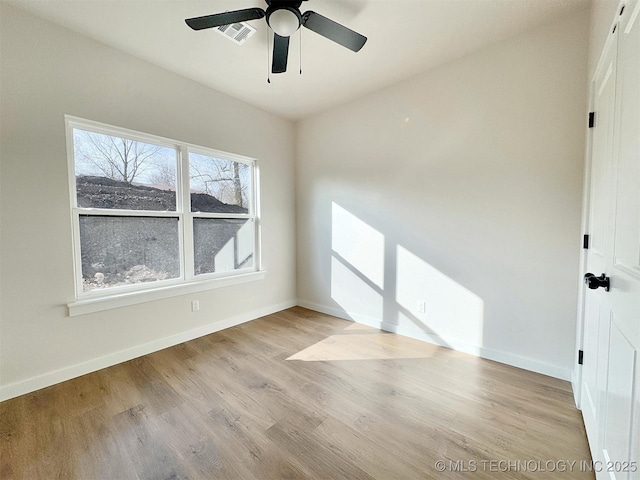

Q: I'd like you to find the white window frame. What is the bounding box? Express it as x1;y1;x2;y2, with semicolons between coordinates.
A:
65;115;263;316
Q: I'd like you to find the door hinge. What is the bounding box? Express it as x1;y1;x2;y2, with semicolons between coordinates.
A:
588;112;595;128
578;350;584;365
583;234;590;249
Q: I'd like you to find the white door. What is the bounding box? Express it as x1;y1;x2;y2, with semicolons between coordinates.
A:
581;2;640;479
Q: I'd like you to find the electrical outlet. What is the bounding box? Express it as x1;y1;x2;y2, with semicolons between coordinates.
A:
417;300;426;313
191;300;200;312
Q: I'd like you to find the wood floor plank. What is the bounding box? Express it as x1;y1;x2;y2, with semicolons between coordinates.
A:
0;307;593;479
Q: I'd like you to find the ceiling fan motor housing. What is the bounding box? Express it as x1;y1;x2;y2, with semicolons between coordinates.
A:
264;0;305;7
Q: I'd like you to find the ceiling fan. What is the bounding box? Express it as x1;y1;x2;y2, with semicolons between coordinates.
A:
185;0;367;74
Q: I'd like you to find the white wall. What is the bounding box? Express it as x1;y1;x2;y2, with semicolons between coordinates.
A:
296;9;590;380
0;4;296;400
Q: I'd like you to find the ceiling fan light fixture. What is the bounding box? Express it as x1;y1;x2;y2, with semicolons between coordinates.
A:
267;8;301;37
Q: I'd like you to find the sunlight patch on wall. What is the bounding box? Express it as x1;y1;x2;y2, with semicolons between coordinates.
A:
331;202;385;289
396;245;484;346
331;256;383;322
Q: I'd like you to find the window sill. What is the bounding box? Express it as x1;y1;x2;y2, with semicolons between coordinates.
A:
67;271;266;317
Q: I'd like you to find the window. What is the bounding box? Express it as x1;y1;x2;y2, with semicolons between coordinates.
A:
66;116;260;303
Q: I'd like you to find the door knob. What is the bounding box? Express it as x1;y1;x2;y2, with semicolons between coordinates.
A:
584;273;610;291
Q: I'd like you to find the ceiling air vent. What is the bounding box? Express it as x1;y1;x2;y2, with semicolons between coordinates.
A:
216;22;257;45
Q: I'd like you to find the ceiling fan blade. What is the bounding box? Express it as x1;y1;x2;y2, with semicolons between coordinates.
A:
185;8;265;31
272;33;290;74
302;11;367;52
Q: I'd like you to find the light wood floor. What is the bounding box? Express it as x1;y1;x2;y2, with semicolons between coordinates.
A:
0;307;593;479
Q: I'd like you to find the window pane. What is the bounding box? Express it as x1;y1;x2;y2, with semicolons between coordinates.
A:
79;216;180;292
189;153;251;213
74;129;177;211
193;218;254;275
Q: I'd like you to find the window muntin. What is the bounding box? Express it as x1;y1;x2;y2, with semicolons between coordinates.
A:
67;117;259;298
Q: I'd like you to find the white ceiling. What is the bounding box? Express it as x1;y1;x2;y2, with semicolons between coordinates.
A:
8;0;588;120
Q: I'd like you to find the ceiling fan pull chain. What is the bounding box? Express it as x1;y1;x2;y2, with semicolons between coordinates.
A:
299;28;302;75
267;25;271;83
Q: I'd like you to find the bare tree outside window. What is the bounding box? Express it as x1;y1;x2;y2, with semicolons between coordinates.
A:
148;164;177;189
189;153;250;211
73;129;177;211
74;130;175;187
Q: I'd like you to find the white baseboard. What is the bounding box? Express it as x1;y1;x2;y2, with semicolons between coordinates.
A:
297;300;572;381
0;300;297;402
